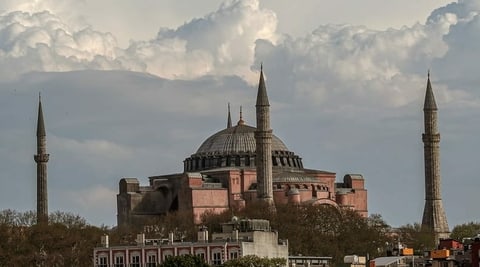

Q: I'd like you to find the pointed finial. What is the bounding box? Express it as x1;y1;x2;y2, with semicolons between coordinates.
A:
36;92;46;137
39;92;41;102
237;105;245;125
227;103;232;128
424;70;437;111
261;62;263;72
256;63;269;106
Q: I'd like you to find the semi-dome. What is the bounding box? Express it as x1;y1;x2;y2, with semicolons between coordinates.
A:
196;123;288;155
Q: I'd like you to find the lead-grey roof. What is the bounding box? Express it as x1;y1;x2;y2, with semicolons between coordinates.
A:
373;257;405;267
195;123;288;155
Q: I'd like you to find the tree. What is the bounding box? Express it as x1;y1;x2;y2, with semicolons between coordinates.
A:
159;254;210;267
0;209;105;267
223;255;286;267
396;223;435;252
451;222;480;241
49;211;87;229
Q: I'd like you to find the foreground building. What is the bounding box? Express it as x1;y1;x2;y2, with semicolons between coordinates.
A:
93;218;288;267
117;68;368;226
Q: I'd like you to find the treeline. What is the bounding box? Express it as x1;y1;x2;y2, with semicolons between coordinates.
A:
0;210;106;266
1;206;479;266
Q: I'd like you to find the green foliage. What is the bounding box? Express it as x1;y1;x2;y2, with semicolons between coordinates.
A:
451;222;480;241
0;209;105;267
159;254;210;267
49;211;87;228
223;255;286;267
396;223;435;252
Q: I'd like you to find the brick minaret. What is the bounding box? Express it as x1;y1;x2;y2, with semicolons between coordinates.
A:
255;66;274;205
421;72;449;242
34;94;49;224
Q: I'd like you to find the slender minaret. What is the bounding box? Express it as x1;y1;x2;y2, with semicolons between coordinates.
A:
254;65;274;205
238;106;244;125
227;103;232;128
421;71;449;242
34;94;49;224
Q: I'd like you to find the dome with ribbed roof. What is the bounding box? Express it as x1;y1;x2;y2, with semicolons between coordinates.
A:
195;124;288;155
183;122;304;172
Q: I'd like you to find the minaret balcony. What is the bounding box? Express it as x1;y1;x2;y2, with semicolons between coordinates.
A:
422;133;440;143
34;154;50;163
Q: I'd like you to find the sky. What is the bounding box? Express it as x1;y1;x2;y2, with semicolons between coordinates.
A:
0;0;479;229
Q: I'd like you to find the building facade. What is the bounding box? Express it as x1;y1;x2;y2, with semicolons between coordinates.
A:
93;218;288;267
117;68;368;226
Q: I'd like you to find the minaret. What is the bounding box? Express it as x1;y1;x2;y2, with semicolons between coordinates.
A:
227;103;232;128
254;65;274;205
34;94;49;224
238;106;244;125
421;71;449;242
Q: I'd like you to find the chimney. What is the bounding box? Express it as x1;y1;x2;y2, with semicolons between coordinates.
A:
136;233;145;246
168;232;174;244
101;235;109;248
198;226;209;243
232;229;239;241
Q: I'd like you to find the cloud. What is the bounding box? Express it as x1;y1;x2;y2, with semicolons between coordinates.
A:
254;20;456;112
58;185;117;226
123;0;277;82
0;10;124;79
0;0;278;82
0;0;83;17
52;135;133;161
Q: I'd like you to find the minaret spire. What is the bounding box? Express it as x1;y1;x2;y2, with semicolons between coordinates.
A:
34;93;49;224
237;105;245;125
227;103;232;128
255;65;274;206
424;70;437;111
421;71;449;243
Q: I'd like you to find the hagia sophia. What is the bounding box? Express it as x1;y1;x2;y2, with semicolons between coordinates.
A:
33;66;448;242
116;67;368;226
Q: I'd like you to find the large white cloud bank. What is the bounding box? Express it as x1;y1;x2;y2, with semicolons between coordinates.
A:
0;0;478;109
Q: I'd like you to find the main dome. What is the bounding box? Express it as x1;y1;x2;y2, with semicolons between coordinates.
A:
184;121;304;172
195;123;289;155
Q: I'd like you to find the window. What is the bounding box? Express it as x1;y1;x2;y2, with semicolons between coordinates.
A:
98;256;107;267
130;255;140;267
229;251;238;260
212;251;222;265
114;255;124;267
163;251;174;261
179;249;190;255
195;251;205;260
146;254;156;267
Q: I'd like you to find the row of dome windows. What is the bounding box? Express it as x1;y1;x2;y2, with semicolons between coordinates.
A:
184;155;303;172
278;184;329;191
